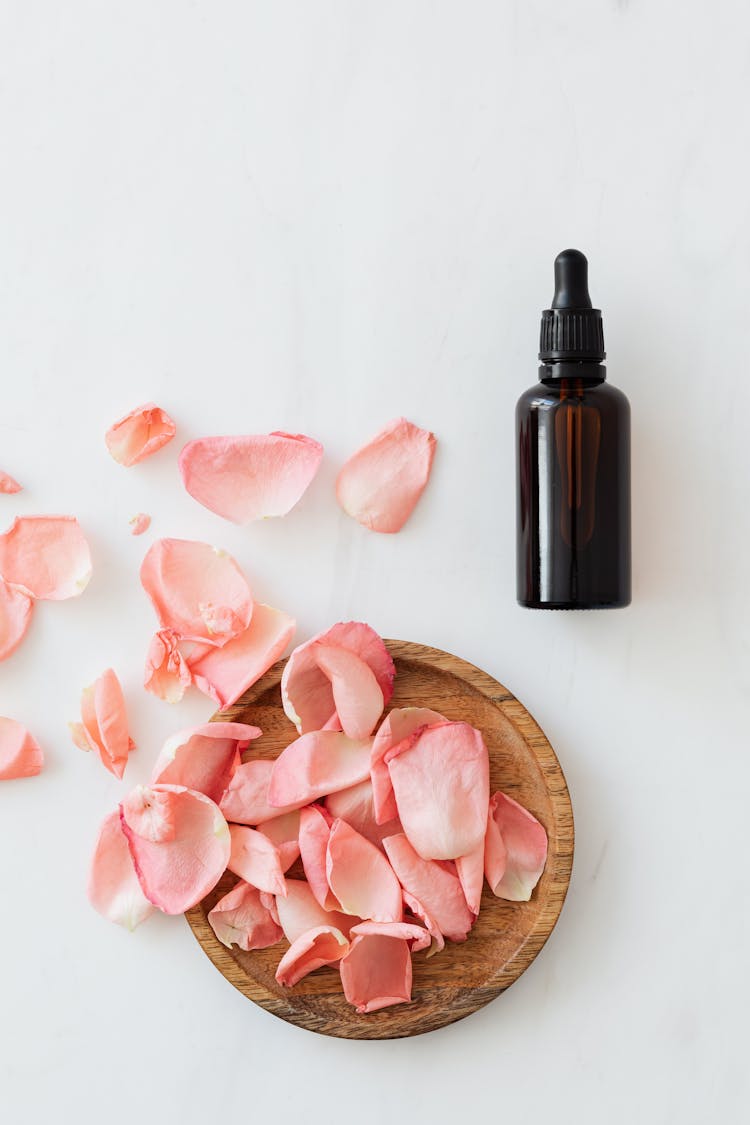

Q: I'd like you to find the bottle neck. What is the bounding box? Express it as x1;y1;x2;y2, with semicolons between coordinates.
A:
539;361;606;384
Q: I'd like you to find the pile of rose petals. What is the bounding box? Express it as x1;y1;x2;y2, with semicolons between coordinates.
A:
141;537;295;708
89;622;548;1016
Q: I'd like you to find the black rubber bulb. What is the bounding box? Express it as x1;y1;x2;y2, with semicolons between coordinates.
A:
551;248;592;309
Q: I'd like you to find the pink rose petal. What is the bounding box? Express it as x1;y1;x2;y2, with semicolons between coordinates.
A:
189;602;295;710
401;891;445;955
150;721;260;805
382;833;474;943
143;628;193;703
0;717;43;780
129;513;151;536
0;578;33;662
485;792;548;902
87;811;154;930
120;784;230;914
179;432;324;523
326;818;402;922
275;878;355;944
281;621;395;735
73;668;135;780
0;471;22;494
350;919;431;953
258;811;301;872
220;759;305;826
370;707;446;825
385;721;489;860
207;880;283;951
298;804;340;911
455;840;485;916
336;417;437;533
313;645;384;740
275;925;349;987
140;538;253;647
228;825;287;896
340;933;413;1013
105;403;176;467
325;778;401;850
268;730;373;809
0;515;91;600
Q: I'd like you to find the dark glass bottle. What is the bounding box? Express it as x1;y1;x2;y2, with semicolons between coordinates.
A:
516;250;631;609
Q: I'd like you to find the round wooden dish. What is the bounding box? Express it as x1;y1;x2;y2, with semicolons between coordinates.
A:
185;640;574;1039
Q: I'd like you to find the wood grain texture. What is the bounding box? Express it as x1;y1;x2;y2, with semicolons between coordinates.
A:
185;640;574;1039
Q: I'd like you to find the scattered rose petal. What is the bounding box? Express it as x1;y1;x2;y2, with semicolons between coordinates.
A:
207;880;283;951
281;621;395;734
189;602;295;710
325;778;401;850
0;471;22;494
268;730;373;809
340;933;413;1013
0;717;43;780
385;721;489;860
144;628;193;703
150;721;260;805
140;538;253;647
220;759;304;826
121;784;230;914
121;785;176;842
383;833;474;944
129;513;151;536
105;403;176;467
179;432;324;523
275;878;354;944
258;811;301;872
298;804;340;911
455;840;485;916
72;668;135;780
0;515;92;600
485;792;548;902
0;578;33;662
275;925;349;987
228;825;287;896
87;811;154;930
314;645;384;739
370;707;446;825
350;919;431;953
336;417;437;533
326;818;402;922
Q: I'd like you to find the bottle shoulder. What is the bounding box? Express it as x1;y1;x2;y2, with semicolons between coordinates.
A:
516;378;630;415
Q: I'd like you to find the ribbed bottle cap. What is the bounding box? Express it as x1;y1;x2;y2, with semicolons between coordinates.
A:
539;249;605;363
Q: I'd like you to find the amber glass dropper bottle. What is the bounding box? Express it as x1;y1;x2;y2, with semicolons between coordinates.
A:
516;249;631;609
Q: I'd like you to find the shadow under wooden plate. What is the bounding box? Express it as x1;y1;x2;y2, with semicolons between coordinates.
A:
185;640;574;1039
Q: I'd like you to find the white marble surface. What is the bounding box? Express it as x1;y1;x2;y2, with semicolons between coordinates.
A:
1;3;748;1122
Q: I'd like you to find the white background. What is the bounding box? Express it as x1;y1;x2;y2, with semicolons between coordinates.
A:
1;2;748;1122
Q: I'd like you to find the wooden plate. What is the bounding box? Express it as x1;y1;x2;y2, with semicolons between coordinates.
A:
185;640;574;1039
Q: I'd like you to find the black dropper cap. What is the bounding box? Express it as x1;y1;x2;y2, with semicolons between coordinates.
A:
539;249;605;365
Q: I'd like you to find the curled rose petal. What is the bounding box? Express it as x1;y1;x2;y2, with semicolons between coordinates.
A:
350;919;431;953
179;432;324;523
105;403;176;467
121;785;176;842
325;778;401;850
485;792;548;902
189;603;295;710
281;621;395;734
268;730;373;809
298;804;340;911
275;925;349;988
313;646;384;740
402;891;445;955
0;471;22;494
150;721;260;805
207;880;283;951
326;818;402;922
0;515;92;600
383;833;473;943
144;629;193;703
336;417;437;533
385;721;489;860
73;668;135;780
228;825;287;896
455;841;485;916
370;707;445;825
340;933;413;1013
0;717;43;780
275;878;354;944
0;578;33;662
129;513;151;536
258;811;301;872
140;538;253;647
120;784;230;914
87;811;154;930
220;759;304;826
